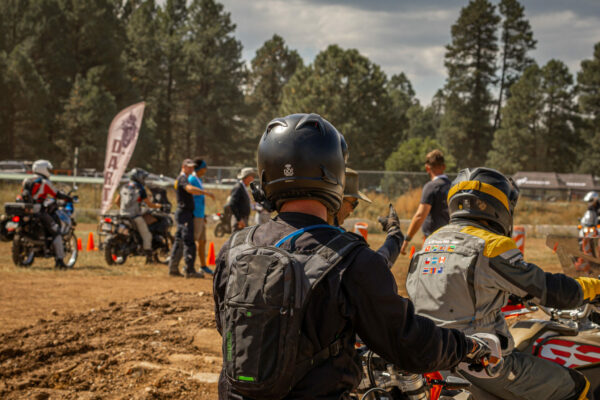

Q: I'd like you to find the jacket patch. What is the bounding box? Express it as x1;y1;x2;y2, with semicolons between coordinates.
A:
424;256;446;265
422;266;444;274
424;245;455;252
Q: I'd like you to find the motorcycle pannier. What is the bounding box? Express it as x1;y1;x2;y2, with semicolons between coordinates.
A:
5;202;41;216
222;225;364;399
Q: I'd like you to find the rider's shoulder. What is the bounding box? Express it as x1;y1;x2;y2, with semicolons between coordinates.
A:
459;225;517;258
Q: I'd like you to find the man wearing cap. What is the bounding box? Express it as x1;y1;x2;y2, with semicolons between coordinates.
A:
168;159;206;278
228;167;256;232
337;168;404;268
188;158;216;275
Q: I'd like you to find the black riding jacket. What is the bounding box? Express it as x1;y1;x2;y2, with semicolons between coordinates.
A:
213;212;471;399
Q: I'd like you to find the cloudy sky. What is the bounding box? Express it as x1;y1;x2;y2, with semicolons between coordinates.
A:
218;0;600;104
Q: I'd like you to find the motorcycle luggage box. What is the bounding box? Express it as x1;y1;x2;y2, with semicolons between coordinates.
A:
4;202;41;216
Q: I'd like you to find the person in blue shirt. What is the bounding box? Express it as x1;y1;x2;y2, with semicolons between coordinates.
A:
188;159;215;275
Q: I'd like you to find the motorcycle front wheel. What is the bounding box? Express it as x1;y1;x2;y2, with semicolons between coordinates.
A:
12;235;35;267
104;237;127;265
63;233;78;268
214;222;227;238
154;233;173;265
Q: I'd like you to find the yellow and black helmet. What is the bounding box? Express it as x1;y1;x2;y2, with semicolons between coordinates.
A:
448;168;519;236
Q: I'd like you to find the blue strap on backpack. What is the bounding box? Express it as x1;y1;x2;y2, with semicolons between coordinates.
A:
274;224;345;248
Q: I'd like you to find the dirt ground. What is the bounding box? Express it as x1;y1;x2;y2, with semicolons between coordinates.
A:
0;223;570;399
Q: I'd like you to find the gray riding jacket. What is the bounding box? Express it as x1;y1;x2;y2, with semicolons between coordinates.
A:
406;220;584;354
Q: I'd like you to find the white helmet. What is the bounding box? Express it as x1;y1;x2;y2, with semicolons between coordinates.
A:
583;191;599;204
32;160;53;178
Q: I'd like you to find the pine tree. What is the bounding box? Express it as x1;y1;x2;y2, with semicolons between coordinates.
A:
440;0;500;168
493;0;536;130
488;64;543;173
247;34;302;138
58;68;117;168
280;45;406;170
488;60;577;173
183;0;246;164
577;42;600;173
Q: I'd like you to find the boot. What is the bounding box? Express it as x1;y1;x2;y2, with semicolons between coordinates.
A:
185;269;205;279
144;250;155;265
55;258;67;269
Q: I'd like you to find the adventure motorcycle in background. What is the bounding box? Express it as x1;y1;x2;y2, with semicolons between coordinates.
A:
4;191;79;268
99;185;173;265
213;203;232;237
0;212;16;242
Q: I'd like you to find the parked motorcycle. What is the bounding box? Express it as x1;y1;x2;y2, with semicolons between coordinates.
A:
99;205;173;265
4;192;78;268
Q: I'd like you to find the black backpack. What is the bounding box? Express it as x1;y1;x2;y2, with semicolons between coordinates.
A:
221;224;365;399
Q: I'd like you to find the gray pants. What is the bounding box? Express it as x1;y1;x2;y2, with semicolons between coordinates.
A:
462;351;582;400
133;216;152;250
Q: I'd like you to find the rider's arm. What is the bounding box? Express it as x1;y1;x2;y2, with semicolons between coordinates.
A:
143;197;161;209
343;248;471;372
376;235;402;268
483;235;585;309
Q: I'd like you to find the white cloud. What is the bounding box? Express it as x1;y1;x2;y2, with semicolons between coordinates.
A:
220;0;600;104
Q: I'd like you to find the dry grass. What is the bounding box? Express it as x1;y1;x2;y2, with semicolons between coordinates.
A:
0;181;587;226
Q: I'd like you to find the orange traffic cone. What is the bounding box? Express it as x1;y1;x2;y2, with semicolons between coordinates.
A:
206;242;216;266
409;246;416;259
77;237;83;251
86;232;95;251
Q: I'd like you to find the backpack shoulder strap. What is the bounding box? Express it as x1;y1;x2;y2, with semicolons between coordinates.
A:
293;232;366;382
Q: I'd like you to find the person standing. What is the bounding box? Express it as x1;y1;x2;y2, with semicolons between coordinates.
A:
168;159;205;278
401;149;451;254
188;158;215;275
228;167;256;232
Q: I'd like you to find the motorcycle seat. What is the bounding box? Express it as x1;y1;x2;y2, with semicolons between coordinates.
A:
5;202;41;216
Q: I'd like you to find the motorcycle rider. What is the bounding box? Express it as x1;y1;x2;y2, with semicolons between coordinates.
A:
114;168;161;264
406;167;600;400
336;167;404;268
214;113;492;399
21;160;72;269
582;191;600;226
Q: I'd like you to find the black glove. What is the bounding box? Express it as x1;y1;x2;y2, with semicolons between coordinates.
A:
378;204;404;241
463;335;492;372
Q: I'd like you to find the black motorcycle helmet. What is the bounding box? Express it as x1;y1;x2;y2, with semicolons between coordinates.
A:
129;168;149;186
254;113;348;213
448;167;519;236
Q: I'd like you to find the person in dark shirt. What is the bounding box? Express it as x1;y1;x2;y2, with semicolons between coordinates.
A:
228;167;256;232
401;149;451;254
213;113;490;399
168;159;206;278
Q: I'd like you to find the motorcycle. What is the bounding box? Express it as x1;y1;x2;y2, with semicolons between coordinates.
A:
0;213;16;242
213;203;232;237
546;210;600;273
4;192;79;268
99;205;173;265
506;299;600;399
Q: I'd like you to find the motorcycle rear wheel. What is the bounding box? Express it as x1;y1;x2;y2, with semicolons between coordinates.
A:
12;235;35;267
154;234;173;265
104;238;127;265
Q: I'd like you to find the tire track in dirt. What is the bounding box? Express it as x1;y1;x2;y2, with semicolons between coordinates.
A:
0;291;221;399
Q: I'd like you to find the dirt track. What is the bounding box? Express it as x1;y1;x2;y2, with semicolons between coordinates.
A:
0;224;568;399
0;290;221;399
